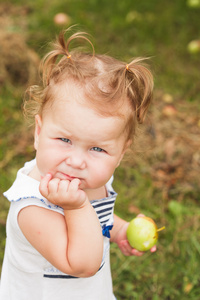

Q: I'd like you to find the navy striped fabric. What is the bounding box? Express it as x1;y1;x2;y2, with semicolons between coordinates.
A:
91;194;116;227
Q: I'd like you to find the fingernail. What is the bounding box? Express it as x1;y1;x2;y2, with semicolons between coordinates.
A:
46;173;52;178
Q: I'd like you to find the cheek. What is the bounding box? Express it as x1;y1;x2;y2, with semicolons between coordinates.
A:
36;152;50;176
37;138;62;159
36;143;62;174
90;159;117;182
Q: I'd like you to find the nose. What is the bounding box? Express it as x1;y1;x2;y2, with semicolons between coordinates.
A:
65;150;86;170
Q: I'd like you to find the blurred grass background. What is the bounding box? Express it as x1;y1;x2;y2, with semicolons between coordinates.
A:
0;0;200;299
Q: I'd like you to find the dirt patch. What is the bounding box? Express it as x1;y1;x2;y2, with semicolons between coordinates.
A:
127;90;200;202
0;3;40;86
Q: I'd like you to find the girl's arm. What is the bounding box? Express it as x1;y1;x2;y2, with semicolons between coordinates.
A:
110;214;156;256
18;174;103;277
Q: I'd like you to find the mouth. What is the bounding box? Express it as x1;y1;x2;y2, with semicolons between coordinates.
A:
58;172;79;181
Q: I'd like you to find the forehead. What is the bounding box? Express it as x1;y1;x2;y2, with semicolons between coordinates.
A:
46;79;131;118
43;81;128;141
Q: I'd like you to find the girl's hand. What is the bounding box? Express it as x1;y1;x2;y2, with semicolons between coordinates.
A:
113;216;157;257
39;173;88;210
118;239;157;257
115;222;144;257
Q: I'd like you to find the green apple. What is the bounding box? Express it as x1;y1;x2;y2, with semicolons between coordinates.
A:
187;40;200;54
187;0;200;8
126;216;165;251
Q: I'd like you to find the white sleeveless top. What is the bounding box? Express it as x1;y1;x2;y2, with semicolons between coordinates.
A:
0;159;117;300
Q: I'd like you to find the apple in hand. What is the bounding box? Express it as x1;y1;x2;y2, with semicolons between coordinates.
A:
126;216;165;251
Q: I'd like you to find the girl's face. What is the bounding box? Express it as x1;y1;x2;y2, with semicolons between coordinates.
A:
32;81;130;191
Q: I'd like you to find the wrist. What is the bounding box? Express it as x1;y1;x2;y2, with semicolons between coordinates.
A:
111;220;129;244
62;197;89;211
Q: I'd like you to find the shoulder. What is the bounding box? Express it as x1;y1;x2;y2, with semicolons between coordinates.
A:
4;159;64;214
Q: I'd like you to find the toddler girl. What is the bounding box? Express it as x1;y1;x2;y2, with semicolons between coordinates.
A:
0;29;154;299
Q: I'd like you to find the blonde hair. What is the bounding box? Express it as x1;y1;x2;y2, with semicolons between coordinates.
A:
24;29;154;142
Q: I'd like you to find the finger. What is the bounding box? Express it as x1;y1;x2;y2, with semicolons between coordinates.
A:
48;178;61;194
150;245;157;253
68;179;87;206
68;178;81;192
39;173;52;197
58;179;70;193
137;213;145;217
120;240;144;257
119;240;131;256
131;248;144;257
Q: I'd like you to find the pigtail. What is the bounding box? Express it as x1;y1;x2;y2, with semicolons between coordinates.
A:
125;58;153;124
41;30;95;86
41;31;70;86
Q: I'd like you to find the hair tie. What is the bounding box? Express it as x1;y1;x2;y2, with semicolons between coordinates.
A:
67;54;71;59
126;64;129;71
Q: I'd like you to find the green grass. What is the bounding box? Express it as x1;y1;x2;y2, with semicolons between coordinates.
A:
112;165;200;299
0;0;200;299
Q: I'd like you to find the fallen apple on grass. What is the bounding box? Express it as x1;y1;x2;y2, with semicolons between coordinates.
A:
126;216;165;251
187;0;200;8
187;40;200;54
54;13;71;26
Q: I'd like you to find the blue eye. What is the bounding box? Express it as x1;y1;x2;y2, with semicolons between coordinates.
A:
91;147;105;152
60;138;71;144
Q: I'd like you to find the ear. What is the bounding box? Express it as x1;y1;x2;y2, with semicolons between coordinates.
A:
34;115;42;150
116;139;132;167
124;139;132;151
